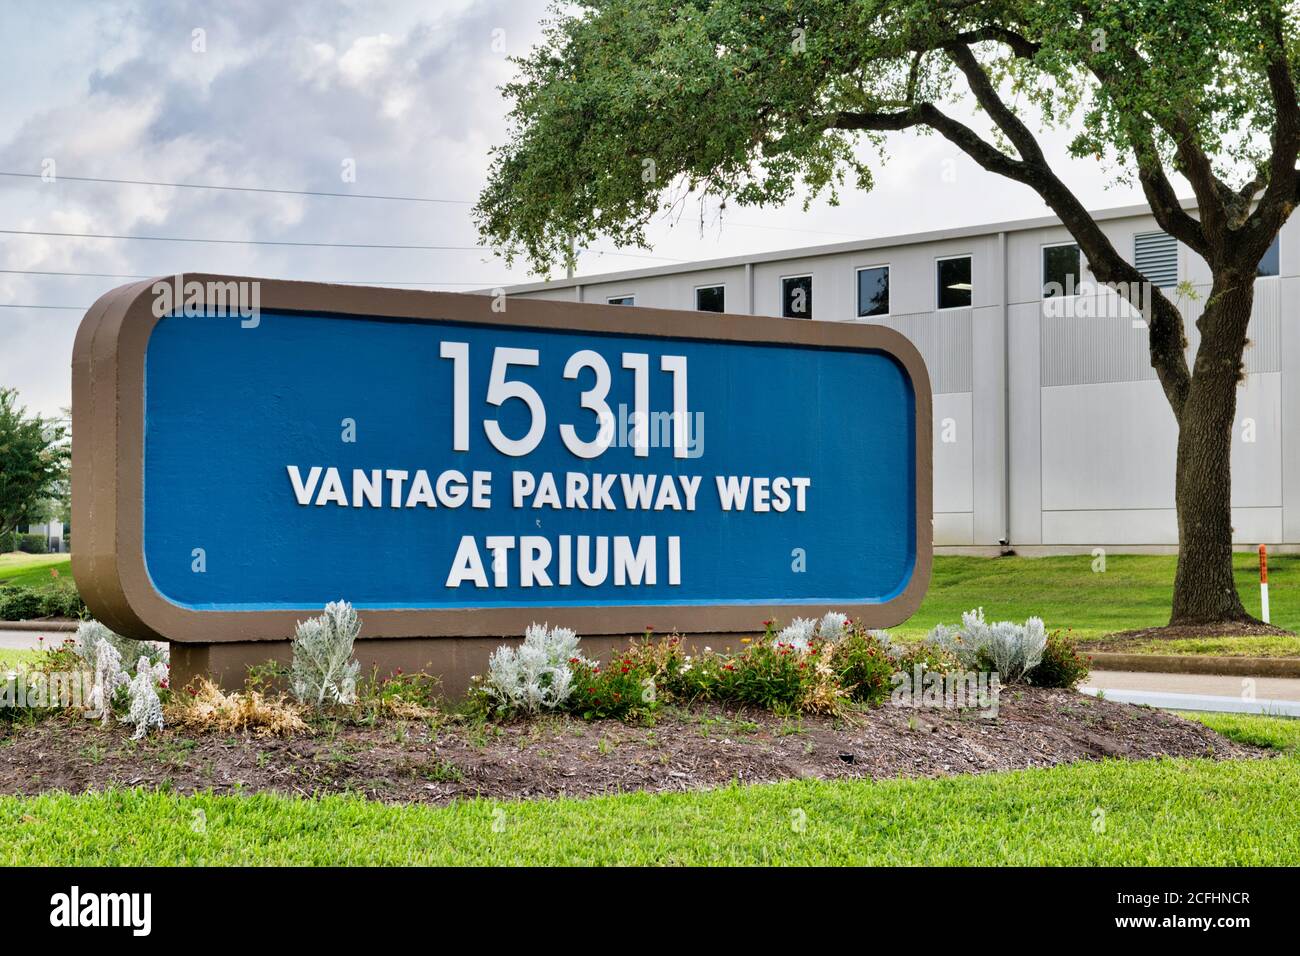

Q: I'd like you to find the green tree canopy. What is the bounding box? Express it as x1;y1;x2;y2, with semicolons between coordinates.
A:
0;387;69;548
479;1;1295;296
477;1;1300;627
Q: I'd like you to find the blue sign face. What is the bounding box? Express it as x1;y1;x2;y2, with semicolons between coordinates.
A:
140;307;921;614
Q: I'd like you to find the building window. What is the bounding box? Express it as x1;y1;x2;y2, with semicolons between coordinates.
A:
1042;243;1081;298
695;285;725;312
607;295;635;306
1259;236;1281;277
856;266;890;317
782;275;812;319
936;256;972;309
1134;231;1178;288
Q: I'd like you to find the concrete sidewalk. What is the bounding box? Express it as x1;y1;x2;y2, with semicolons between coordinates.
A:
1084;669;1300;700
1083;669;1300;716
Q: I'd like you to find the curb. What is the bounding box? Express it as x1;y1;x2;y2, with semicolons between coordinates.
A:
0;620;79;632
1087;651;1300;678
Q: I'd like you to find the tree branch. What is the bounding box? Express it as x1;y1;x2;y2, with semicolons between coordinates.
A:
828;41;1194;415
1127;126;1210;256
1245;7;1300;255
944;43;1045;164
1075;11;1229;258
942;44;1193;414
960;25;1040;58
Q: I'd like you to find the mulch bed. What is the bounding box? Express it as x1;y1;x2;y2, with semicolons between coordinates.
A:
0;687;1266;805
1094;620;1295;650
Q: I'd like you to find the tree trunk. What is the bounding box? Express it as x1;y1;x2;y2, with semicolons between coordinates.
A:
1169;275;1258;626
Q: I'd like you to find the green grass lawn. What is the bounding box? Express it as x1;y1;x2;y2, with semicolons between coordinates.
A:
0;647;43;670
1;687;1292;866
1;752;1293;866
1187;711;1300;751
0;553;71;588
896;553;1300;652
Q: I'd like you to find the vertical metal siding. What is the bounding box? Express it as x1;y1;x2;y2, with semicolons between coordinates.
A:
863;308;973;394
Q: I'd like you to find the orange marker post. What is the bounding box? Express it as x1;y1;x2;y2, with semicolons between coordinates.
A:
1260;544;1270;624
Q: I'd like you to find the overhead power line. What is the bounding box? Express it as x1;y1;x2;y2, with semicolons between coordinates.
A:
0;228;683;262
0;170;473;205
2;171;867;241
0;268;515;286
0;303;86;310
0;227;484;252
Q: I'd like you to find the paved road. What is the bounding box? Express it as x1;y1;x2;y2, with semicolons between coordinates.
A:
0;627;75;650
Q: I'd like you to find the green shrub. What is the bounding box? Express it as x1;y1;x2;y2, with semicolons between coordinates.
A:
0;586;44;620
15;533;48;554
0;583;84;620
1028;632;1091;689
570;654;657;721
37;583;83;618
647;625;845;715
828;628;896;705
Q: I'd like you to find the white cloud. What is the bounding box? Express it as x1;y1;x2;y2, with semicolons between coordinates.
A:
0;0;1161;418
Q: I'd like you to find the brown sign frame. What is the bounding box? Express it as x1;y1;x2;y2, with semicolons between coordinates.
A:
72;274;932;644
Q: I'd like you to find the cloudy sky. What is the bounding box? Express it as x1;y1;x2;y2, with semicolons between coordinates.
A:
0;0;1161;418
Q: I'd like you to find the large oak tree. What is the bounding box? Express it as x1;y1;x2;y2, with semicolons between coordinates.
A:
476;0;1300;626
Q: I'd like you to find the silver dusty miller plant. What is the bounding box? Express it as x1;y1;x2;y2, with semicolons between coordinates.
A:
291;601;362;707
927;607;1046;683
776;611;851;652
74;619;158;673
482;623;588;715
125;657;169;739
74;619;169;730
87;639;128;726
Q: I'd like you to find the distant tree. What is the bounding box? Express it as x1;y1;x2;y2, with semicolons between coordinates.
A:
477;0;1300;627
0;388;69;551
